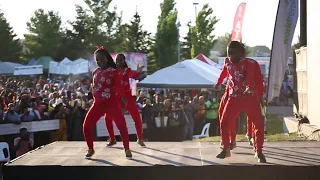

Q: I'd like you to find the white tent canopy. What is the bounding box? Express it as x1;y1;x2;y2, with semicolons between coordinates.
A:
60;57;72;65
137;59;221;88
0;62;24;74
72;58;88;65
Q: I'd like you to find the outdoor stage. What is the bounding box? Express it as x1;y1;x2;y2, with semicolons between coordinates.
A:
3;141;320;180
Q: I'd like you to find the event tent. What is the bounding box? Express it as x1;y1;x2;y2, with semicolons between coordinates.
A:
0;62;24;74
72;58;88;65
137;59;221;88
26;58;36;66
35;56;54;70
195;54;223;69
60;57;72;65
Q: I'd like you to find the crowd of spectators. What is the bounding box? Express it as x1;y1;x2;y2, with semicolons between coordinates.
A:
0;74;224;143
0;75;92;141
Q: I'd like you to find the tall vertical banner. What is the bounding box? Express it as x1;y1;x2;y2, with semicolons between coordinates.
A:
267;0;299;103
231;2;247;41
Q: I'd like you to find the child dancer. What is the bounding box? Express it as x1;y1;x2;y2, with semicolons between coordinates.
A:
104;53;146;147
83;46;132;159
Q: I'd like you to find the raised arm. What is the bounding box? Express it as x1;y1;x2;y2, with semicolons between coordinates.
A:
216;58;228;85
126;68;140;79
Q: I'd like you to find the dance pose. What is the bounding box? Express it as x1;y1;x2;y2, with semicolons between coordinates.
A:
216;61;238;150
216;56;264;149
216;41;266;163
83;46;132;159
104;53;146;147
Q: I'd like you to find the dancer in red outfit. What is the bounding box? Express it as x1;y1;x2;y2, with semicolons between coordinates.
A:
104;53;146;147
216;41;266;163
83;46;132;159
244;60;265;147
216;62;237;149
216;57;264;149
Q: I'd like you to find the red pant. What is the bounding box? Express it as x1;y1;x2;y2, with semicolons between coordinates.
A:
104;94;143;140
230;114;253;140
219;93;254;142
83;101;129;149
220;96;264;152
219;92;236;141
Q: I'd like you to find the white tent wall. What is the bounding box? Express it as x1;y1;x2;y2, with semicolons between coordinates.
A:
0;62;25;75
48;58;89;75
137;59;222;89
60;57;72;65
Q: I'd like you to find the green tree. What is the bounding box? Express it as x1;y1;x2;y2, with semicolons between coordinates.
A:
113;11;128;52
154;0;178;68
0;10;22;63
84;0;118;51
65;5;95;59
217;33;250;57
180;21;192;60
191;4;219;58
23;9;64;61
123;11;153;53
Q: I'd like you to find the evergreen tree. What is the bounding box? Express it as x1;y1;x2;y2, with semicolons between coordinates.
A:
124;11;152;53
0;10;22;63
180;21;192;60
154;0;178;68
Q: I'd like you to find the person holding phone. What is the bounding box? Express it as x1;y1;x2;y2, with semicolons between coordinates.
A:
14;127;34;157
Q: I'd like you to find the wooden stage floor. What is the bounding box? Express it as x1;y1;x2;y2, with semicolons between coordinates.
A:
6;141;320;166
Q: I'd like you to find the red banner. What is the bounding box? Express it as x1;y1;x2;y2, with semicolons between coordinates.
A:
231;2;247;42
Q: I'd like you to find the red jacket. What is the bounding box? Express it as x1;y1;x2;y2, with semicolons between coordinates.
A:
118;68;140;95
216;57;264;99
92;67;124;103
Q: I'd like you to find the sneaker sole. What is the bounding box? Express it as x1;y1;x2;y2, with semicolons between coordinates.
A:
254;155;267;163
126;156;133;159
84;156;92;159
106;143;117;147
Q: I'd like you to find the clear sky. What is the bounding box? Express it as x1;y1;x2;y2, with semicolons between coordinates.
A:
0;0;300;48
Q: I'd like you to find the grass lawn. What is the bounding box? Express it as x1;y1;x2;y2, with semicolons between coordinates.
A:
196;114;306;142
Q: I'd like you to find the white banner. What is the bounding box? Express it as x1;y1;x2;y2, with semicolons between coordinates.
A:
267;0;298;103
49;61;59;74
14;65;43;75
49;61;88;75
73;61;89;74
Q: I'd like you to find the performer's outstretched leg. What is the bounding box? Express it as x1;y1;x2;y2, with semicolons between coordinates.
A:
104;114;117;147
244;96;266;163
218;92;227;147
246;114;254;146
83;103;105;159
106;104;132;158
125;95;145;147
230;118;237;149
217;98;242;159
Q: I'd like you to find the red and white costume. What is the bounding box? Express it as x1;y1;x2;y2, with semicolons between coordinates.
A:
218;57;264;152
83;67;130;150
104;68;143;140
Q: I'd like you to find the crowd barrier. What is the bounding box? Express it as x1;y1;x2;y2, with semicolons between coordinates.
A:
96;114;141;137
0;120;59;136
